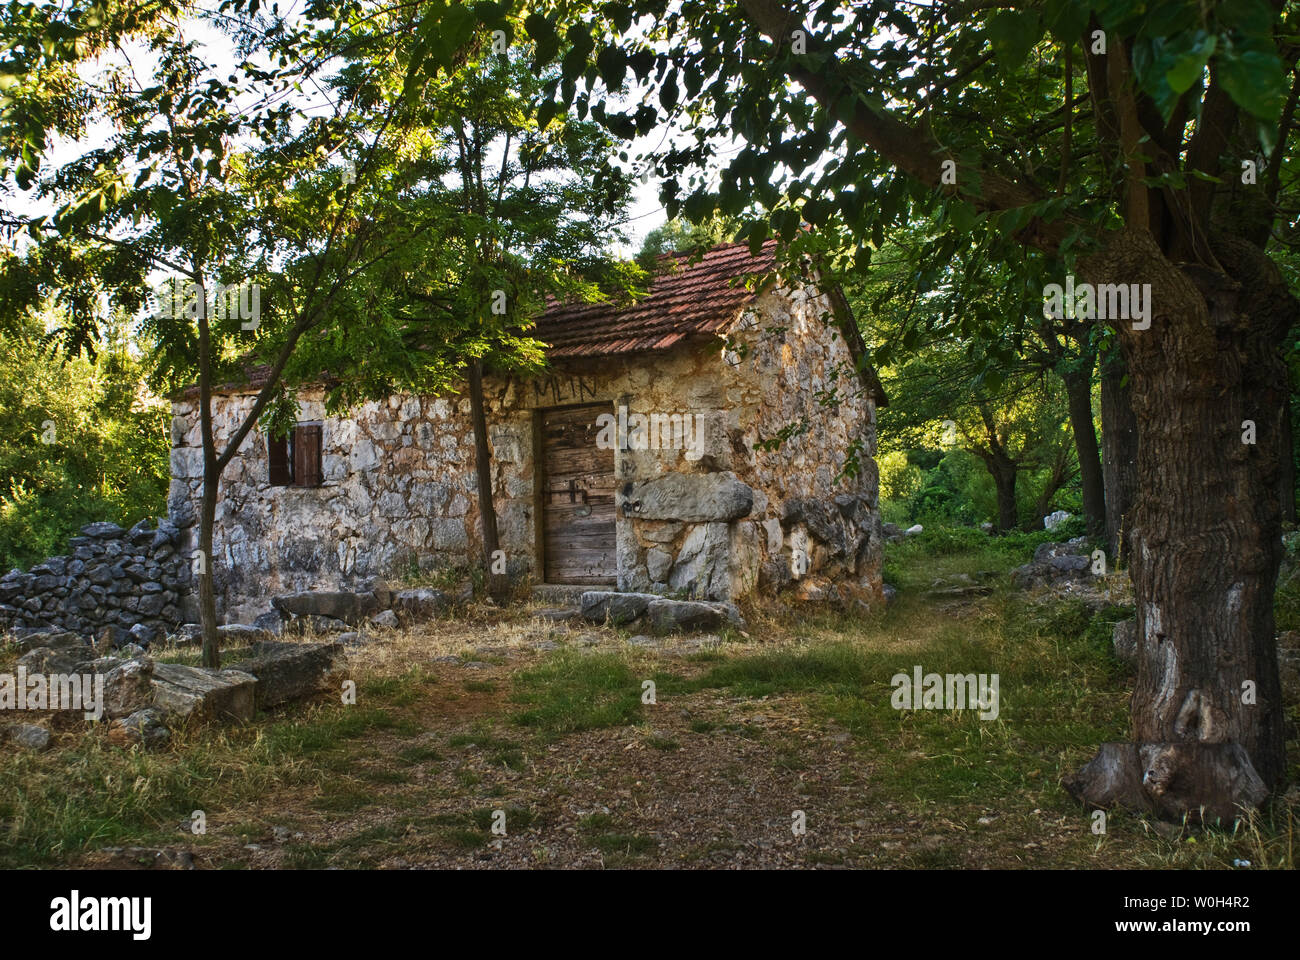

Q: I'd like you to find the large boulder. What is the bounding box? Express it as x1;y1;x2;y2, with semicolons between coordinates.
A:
271;589;383;625
580;591;661;625
230;641;345;709
252;612;285;637
150;663;257;722
392;588;451;623
103;658;156;719
1012;540;1095;590
621;473;753;522
646;598;745;633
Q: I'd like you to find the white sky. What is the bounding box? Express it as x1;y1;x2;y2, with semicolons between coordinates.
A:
19;6;667;259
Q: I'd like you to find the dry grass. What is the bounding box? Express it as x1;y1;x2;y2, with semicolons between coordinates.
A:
2;540;1297;869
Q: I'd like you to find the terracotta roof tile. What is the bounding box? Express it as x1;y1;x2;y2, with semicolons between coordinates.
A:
534;240;779;358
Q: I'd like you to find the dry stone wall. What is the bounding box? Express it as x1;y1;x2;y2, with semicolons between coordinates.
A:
0;519;190;646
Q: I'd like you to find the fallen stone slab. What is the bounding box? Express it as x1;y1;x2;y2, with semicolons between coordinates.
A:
646;598;745;633
150;663;257;723
14;629;89;655
579;591;661;625
104;658;156;719
392;588;452;623
271;588;383;625
18;645;83;675
217;623;273;645
924;585;994;599
230;641;345;709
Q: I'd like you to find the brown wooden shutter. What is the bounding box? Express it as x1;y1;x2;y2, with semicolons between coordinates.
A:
268;433;292;486
293;424;323;487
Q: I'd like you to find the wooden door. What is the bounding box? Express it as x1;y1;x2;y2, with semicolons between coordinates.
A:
540;403;616;584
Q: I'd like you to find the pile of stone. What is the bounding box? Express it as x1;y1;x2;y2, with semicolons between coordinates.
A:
579;590;746;633
3;627;345;752
1010;537;1095;590
0;519;190;646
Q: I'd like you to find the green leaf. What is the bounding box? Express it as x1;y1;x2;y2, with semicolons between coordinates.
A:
1165;36;1215;94
1042;0;1089;43
596;46;626;90
1217;48;1288;120
525;13;560;63
985;10;1042;63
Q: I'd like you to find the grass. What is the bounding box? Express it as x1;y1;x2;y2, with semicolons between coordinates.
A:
509;650;645;738
3;521;1296;870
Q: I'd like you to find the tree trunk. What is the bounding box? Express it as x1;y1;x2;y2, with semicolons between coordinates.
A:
1280;398;1296;524
467;359;508;602
1100;350;1139;563
1062;358;1106;538
990;458;1018;533
198;467;221;668
1065;231;1291;821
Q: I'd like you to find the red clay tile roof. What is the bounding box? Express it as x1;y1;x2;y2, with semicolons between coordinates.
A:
534;240;780;358
182;239;886;405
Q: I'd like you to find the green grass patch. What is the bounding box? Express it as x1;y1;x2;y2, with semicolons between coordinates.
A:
510;651;644;737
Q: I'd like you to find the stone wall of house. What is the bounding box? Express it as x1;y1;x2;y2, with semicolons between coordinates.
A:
611;283;882;606
170;281;881;620
0;519;190;645
728;284;883;604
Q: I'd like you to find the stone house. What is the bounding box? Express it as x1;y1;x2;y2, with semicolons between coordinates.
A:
168;241;888;623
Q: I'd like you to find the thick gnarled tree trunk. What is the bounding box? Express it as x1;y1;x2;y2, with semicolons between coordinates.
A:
1065;232;1291;821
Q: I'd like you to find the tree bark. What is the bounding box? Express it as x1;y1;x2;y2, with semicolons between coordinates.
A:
1064;231;1291;821
1062;358;1106;538
1280;398;1296;524
1100;349;1139;563
988;456;1018;533
198;468;220;668
467;359;508;601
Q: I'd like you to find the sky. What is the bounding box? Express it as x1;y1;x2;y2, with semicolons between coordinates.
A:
21;5;669;261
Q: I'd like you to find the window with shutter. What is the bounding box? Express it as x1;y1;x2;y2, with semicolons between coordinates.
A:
268;433;292;485
292;423;323;487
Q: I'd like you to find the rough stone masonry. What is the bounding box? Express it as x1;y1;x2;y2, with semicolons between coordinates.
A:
0;519;190;646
